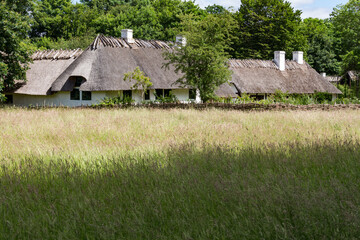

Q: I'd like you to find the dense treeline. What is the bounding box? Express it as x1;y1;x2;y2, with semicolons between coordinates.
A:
1;0;360;97
9;0;359;72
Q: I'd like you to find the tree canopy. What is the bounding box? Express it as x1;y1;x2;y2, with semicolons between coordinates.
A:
331;0;360;73
1;0;360;100
301;18;340;75
164;14;236;102
0;0;31;99
232;0;306;60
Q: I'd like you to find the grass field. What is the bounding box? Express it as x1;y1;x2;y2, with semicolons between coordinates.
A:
1;108;360;239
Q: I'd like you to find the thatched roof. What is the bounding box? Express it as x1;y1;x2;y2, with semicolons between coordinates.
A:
347;71;359;81
325;75;341;83
12;49;82;95
229;59;342;94
31;49;83;60
215;83;238;98
90;34;173;50
12;34;341;97
51;35;183;92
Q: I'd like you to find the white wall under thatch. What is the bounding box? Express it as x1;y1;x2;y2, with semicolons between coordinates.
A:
11;89;195;107
13;91;112;107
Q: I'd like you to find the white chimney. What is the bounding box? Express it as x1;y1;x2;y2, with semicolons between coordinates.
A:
274;51;286;71
176;35;187;47
321;72;326;77
121;29;135;43
293;51;304;64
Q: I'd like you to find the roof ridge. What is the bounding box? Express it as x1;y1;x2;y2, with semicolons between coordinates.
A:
229;58;309;70
31;48;83;60
89;34;174;50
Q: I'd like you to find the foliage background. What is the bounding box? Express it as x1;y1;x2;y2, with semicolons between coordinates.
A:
1;0;360;98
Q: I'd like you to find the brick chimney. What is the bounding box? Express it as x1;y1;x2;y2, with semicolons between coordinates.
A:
176;35;187;47
293;51;304;64
274;51;285;71
121;29;135;43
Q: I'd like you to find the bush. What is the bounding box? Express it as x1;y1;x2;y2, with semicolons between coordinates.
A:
97;94;134;106
154;91;178;103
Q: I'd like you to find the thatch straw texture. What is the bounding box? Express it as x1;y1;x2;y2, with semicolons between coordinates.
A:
90;35;173;50
14;58;76;95
215;83;238;98
326;76;341;83
12;35;341;97
229;59;342;94
31;49;83;60
52;43;183;92
348;71;359;81
11;49;82;95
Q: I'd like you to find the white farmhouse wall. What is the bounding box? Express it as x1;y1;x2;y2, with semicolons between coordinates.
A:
13;91;117;107
12;89;193;106
171;89;190;102
133;89;190;102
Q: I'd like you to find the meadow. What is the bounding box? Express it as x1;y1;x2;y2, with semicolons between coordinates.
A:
0;107;360;239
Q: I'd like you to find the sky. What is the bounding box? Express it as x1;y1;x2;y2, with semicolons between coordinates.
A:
196;0;349;19
73;0;349;19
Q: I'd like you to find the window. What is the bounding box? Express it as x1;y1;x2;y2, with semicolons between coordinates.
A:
82;91;92;101
155;89;163;99
189;89;196;100
70;89;80;100
123;90;132;99
75;77;83;87
4;95;13;104
144;90;150;100
164;89;171;98
250;94;265;101
71;77;85;101
155;89;172;99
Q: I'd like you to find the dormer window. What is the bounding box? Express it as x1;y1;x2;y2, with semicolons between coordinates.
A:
75;77;83;87
70;77;91;101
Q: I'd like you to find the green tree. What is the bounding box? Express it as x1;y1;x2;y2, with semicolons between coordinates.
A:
92;0;205;41
232;0;306;60
164;14;236;102
31;0;97;40
0;1;31;100
81;0;125;12
205;4;227;14
123;66;153;100
301;18;340;75
331;0;360;73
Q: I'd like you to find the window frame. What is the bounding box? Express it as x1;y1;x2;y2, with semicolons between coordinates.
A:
82;91;92;101
4;95;13;104
123;90;132;99
189;89;196;100
144;89;150;100
70;77;88;101
164;89;171;98
70;88;80;101
155;89;163;99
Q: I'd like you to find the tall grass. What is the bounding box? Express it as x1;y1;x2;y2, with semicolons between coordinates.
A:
1;108;360;239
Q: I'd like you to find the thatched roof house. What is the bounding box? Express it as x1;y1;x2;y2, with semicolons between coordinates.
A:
5;30;341;106
229;52;341;96
323;71;359;86
324;75;341;84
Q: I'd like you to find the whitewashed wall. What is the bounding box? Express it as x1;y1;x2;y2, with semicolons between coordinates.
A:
12;89;194;107
13;91;115;107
